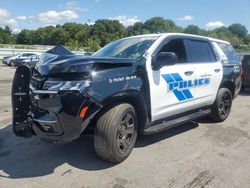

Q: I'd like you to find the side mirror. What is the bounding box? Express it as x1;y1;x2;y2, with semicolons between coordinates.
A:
153;52;178;70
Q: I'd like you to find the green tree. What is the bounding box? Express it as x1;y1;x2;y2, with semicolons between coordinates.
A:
62;22;89;41
0;26;14;43
144;17;182;33
184;25;201;35
127;22;149;36
208;27;242;47
9;17;250;52
16;29;32;44
228;23;248;38
50;27;68;45
83;38;100;52
65;39;80;50
90;19;127;47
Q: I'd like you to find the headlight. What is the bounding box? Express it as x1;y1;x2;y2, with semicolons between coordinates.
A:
43;80;90;92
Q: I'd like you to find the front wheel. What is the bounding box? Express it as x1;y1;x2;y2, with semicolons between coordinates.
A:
210;88;232;122
94;103;137;163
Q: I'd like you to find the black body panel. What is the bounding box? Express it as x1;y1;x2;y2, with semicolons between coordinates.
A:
241;55;250;88
221;63;241;98
11;46;149;141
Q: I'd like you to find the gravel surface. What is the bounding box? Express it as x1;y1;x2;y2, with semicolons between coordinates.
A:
0;64;250;188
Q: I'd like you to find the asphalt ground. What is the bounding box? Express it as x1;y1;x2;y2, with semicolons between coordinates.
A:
0;64;250;188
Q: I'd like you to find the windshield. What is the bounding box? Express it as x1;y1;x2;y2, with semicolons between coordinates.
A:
93;36;158;59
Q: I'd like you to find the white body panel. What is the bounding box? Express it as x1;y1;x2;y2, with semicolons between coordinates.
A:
193;62;223;108
146;57;196;121
144;34;224;122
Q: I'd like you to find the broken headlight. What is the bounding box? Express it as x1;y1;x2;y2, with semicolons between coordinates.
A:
43;80;90;92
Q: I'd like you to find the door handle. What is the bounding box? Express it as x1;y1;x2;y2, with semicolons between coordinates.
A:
214;69;221;73
184;71;194;76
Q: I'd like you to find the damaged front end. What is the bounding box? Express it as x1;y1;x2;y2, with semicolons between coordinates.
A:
11;45;102;141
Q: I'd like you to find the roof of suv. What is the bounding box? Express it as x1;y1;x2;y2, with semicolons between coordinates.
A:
126;33;230;45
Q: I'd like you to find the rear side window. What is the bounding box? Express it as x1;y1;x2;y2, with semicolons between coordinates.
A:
187;40;216;63
217;43;239;64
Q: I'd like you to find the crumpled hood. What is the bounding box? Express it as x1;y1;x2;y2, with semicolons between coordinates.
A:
35;45;135;76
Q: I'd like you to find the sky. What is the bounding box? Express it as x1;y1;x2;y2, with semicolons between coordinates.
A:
0;0;250;33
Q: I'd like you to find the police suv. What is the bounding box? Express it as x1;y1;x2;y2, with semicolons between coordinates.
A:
12;33;241;162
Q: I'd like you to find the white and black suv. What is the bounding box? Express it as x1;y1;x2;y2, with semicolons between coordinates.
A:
12;34;241;162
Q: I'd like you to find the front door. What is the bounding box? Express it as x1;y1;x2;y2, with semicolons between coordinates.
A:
147;38;196;122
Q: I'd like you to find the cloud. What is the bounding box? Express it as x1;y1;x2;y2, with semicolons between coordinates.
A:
38;10;78;23
12;28;21;33
7;18;18;26
179;15;194;21
65;1;88;12
0;8;21;33
16;16;27;21
110;15;141;27
206;21;225;28
0;8;10;18
0;18;20;33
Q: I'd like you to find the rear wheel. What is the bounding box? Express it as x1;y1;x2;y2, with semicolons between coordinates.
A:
94;103;137;163
210;88;232;122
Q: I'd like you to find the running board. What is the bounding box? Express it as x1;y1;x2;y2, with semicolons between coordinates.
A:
143;109;211;135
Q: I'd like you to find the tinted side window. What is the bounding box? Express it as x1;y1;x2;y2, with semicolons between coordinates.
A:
159;39;187;63
188;40;215;63
217;43;240;64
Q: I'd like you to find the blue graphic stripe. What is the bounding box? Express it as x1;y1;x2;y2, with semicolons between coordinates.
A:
161;73;196;102
182;89;193;99
162;74;174;83
171;73;183;81
173;90;186;101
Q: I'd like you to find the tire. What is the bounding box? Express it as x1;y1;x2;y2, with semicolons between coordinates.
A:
10;60;15;67
94;103;137;163
210;88;232;122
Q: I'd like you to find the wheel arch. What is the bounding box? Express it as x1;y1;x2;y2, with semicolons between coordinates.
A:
220;80;235;98
91;91;149;134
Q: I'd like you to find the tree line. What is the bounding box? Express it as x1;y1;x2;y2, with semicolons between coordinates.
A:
0;17;249;52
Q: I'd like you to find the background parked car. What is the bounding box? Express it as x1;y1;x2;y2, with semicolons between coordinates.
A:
239;53;250;91
2;52;40;66
13;54;40;67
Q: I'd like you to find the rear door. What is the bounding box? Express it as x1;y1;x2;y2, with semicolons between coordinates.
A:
186;39;223;108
